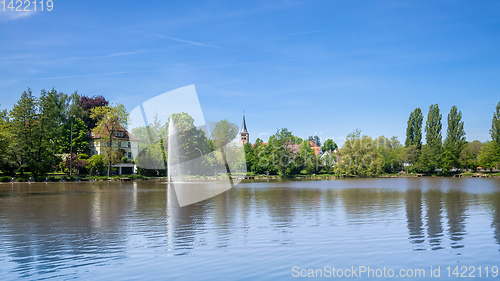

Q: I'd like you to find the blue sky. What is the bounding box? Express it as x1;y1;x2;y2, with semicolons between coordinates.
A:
1;0;500;145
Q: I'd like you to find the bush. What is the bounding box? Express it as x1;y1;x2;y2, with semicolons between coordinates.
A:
78;153;89;160
35;176;48;182
47;176;59;182
121;156;128;163
128;174;147;180
137;167;166;177
0;176;12;182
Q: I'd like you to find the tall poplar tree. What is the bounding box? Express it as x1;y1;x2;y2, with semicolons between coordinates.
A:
491;100;500;145
405;108;423;148
425;104;442;150
405;111;414;147
444;106;466;168
478;100;500;170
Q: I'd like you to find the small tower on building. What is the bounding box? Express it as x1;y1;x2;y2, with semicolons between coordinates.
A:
239;113;249;147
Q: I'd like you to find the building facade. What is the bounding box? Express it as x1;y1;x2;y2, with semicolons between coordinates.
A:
88;126;140;174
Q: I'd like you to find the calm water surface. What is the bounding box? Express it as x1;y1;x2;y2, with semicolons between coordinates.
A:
0;178;499;280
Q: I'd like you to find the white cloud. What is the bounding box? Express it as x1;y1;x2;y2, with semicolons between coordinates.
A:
0;10;37;22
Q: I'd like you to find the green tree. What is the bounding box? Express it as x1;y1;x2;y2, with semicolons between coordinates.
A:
68;91;85;120
252;138;270;174
423;104;443;171
377;136;403;173
405;108;423;148
0;107;7;122
414;109;423;149
443;106;466;168
243;143;257;174
135;143;166;176
9;89;53;177
42;88;69;140
491;100;500;145
425;104;442;150
268;128;298;177
211;119;238;149
414;145;439;173
210;119;239;177
401;145;419;171
86;154;105;175
459;141;481;170
132;114;167;176
299;139;317;174
335;130;383;177
163;113;212;177
0;108;16;175
322;139;338;152
167;113;211;162
90;104;129;177
57;117;89;154
478;141;500;171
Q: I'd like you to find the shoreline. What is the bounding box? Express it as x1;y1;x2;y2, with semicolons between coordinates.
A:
2;173;499;184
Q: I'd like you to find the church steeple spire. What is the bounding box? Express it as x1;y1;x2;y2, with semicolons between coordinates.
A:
239;111;249;146
241;112;248;134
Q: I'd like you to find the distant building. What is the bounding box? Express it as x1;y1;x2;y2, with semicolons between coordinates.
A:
309;141;323;156
285;142;301;154
239;114;249;146
252;142;267;148
89;125;140;175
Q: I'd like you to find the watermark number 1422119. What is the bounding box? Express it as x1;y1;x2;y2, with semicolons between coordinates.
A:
1;0;53;12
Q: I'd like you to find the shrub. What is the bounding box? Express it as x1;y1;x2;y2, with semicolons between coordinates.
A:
0;176;12;182
35;176;47;182
78;153;89;160
128;174;147;180
137;167;166;177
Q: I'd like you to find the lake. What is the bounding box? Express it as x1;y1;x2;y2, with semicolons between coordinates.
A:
1;178;499;280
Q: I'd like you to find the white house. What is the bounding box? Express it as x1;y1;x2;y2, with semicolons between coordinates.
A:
89;125;140;175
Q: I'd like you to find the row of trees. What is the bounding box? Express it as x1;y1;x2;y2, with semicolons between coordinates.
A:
1;87;499;178
132;113;246;177
243;129;339;176
0;88;248;178
0;88;121;177
401;103;500;173
243;101;500;177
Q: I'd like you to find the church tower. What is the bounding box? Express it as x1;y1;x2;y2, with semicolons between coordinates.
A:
239;113;249;147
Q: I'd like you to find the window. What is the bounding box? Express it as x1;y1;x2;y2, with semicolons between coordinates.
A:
128;142;131;148
115;131;124;137
128;152;132;158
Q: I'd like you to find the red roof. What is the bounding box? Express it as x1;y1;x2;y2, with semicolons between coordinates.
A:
90;124;139;141
252;142;267;148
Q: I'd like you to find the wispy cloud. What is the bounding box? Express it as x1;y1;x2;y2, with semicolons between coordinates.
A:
138;32;229;50
66;50;147;61
0;10;37;22
0;50;146;66
31;71;132;81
